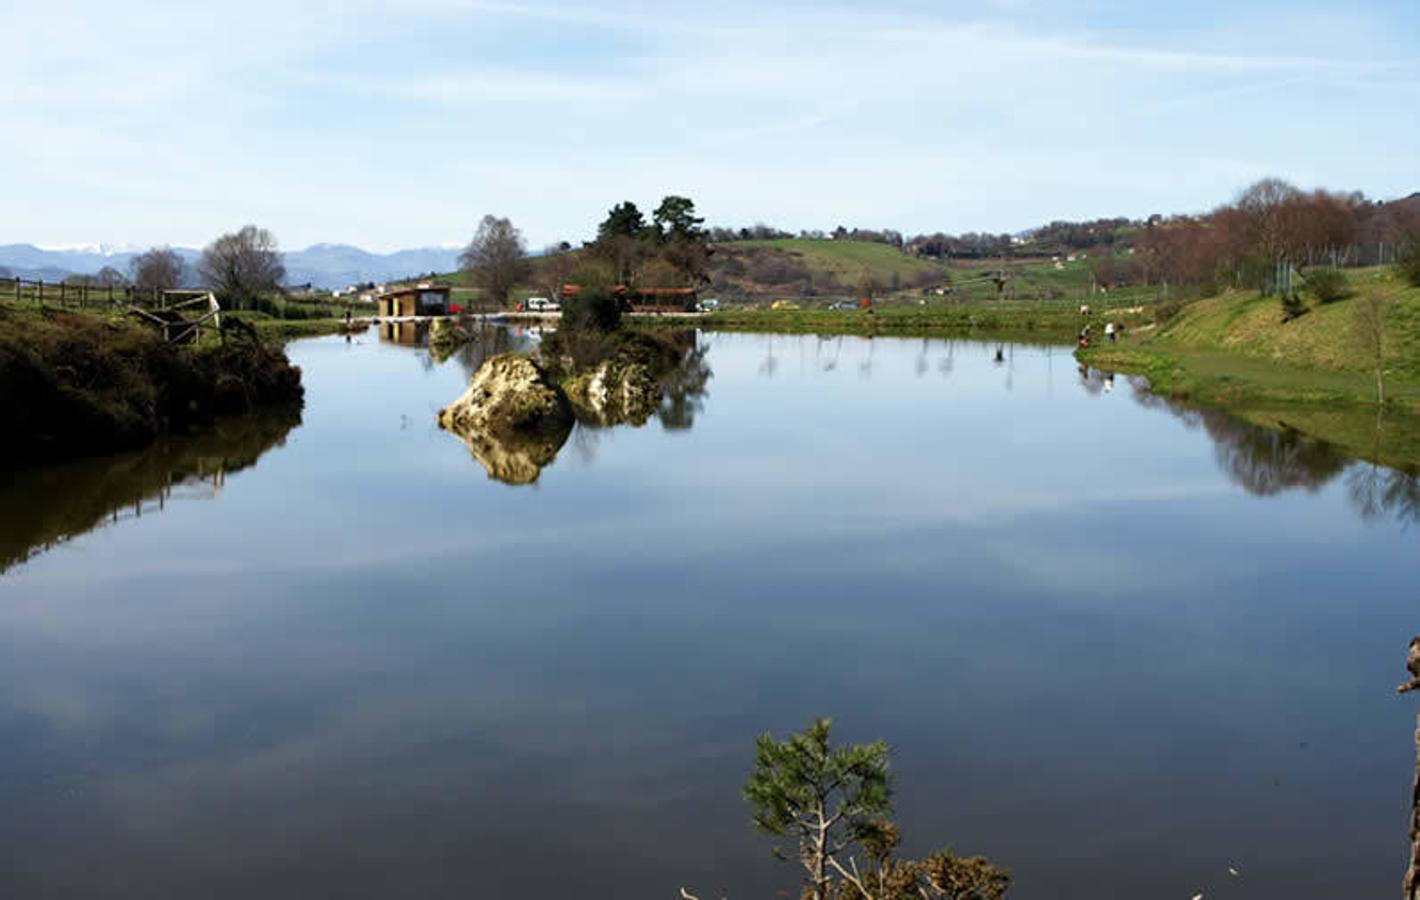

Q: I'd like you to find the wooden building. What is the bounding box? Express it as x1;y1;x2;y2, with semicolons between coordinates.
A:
377;283;451;318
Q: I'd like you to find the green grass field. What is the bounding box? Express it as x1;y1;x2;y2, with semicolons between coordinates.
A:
727;238;946;283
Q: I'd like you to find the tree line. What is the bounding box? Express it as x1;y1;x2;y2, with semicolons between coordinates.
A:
457;195;715;309
78;225;290;310
1131;178;1420;294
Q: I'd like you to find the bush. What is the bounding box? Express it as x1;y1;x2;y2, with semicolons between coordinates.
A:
1154;299;1184;325
1281;292;1309;322
1398;235;1420;287
1303;267;1350;303
560;286;622;332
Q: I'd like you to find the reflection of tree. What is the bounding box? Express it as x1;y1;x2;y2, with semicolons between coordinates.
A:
450;323;537;379
760;334;779;378
1124;380;1348;494
0;409;301;572
1206;417;1348;496
1348;464;1420;526
657;346;713;431
937;340;954;379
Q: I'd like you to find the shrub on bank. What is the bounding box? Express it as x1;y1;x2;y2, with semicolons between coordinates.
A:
1281;292;1309;322
1399;235;1420;288
1304;267;1351;304
560;286;622;333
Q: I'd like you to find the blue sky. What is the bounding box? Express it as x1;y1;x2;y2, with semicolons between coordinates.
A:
2;0;1416;252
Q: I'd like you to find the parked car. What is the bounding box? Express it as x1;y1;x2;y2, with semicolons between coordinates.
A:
526;297;560;312
828;301;858;310
696;298;720;312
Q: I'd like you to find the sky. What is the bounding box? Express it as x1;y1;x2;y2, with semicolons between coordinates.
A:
2;0;1417;252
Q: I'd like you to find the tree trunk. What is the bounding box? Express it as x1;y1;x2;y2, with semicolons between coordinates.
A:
1407;709;1420;899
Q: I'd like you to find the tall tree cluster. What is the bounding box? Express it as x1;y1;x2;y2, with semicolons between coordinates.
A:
587;195;711;288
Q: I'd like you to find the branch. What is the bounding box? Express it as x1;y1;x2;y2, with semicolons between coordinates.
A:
827;856;874;900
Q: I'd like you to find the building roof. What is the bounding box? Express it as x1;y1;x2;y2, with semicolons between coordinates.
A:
378;283;452;299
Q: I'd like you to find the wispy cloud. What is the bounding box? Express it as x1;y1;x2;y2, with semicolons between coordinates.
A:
0;0;1415;250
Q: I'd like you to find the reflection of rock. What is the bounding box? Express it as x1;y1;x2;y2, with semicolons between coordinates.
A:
428;318;471;361
444;426;568;485
437;354;573;484
565;359;662;426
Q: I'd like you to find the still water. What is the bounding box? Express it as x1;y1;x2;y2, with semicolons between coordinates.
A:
1;329;1416;898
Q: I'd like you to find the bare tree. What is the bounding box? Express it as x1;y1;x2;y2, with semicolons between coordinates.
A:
130;246;187;293
1353;288;1394;404
95;266;127;288
1235;177;1303;263
459;215;528;310
540;242;576;306
199;225;286;309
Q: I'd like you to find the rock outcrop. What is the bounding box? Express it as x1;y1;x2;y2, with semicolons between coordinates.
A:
428;317;471;360
565;359;662;426
437;354;573;483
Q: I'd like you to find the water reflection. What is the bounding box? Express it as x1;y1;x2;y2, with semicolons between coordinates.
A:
4;332;1420;898
436;328;712;485
1348;462;1420;526
0;409;300;572
1120;374;1420;524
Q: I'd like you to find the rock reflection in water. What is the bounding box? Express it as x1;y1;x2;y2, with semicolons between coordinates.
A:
444;424;573;486
0;408;301;572
437;329;712;485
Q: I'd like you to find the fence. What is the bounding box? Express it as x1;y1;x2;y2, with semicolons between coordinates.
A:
3;278;223;343
3;277;180;309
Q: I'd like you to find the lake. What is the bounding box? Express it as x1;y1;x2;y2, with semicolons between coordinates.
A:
1;327;1416;898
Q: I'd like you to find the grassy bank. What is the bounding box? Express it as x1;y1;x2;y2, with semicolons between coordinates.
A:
1080;268;1420;410
1080;267;1420;469
643;299;1158;342
227;311;354;341
1;300;304;467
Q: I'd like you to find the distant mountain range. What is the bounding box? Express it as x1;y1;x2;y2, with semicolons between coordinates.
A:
0;243;462;290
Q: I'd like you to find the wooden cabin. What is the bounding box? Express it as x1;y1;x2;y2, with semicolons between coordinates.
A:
377;283;451;318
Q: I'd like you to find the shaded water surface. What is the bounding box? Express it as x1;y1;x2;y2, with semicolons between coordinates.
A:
1;330;1416;899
